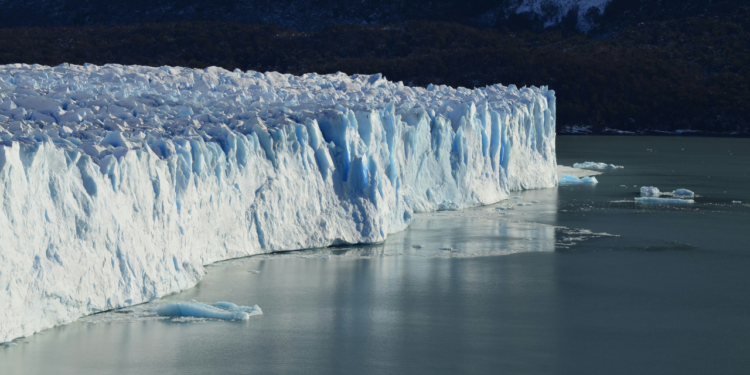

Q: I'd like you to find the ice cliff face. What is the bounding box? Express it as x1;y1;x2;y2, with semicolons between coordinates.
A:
0;63;557;343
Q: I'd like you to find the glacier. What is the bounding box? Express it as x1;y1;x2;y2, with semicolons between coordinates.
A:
0;63;557;343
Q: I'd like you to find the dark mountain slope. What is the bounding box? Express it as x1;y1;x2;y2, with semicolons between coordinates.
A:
0;0;744;35
1;12;748;134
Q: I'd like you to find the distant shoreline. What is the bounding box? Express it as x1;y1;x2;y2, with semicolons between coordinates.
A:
558;129;750;138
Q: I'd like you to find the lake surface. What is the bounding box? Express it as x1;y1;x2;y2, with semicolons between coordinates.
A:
2;136;749;374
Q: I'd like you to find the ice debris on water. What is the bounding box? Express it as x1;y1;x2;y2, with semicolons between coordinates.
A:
640;186;661;197
558;174;598;185
0;63;557;343
733;201;742;204
573;162;623;169
641;186;695;199
672;189;695;198
635;197;694;204
156;300;262;320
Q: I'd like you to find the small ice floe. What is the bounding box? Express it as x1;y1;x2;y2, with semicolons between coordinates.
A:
247;270;260;274
573;162;624;169
531;200;540;203
495;206;515;210
620;185;628;188
559;174;598;185
156;300;262;320
640;186;661;197
517;202;534;206
512;196;523;199
412;244;423;249
440;247;454;251
557;165;602;178
635;197;694;204
672;189;695;198
733;201;742;204
642;186;695;199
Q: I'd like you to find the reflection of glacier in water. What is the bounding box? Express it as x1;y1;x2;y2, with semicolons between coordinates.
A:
212;188;612;263
76;188;613;328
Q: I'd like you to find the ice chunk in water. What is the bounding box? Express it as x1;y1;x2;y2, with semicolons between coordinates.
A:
212;302;263;316
559;174;598;185
635;197;694;204
672;189;695;198
573;162;624;169
640;186;661;197
156;301;261;320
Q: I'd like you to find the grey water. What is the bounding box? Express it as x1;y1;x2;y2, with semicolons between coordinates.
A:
2;136;749;374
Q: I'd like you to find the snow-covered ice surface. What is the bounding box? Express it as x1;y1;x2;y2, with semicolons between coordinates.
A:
478;0;611;32
573;161;623;169
558;174;597;185
0;63;557;343
515;0;610;31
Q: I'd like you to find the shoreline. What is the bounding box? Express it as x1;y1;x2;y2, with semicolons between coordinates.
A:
558;131;750;138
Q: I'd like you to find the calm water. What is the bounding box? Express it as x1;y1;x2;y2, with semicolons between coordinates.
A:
2;136;749;374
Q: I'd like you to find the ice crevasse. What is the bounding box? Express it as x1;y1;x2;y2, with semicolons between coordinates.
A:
0;63;557;342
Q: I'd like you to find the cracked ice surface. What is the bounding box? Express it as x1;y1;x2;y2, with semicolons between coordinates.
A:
0;63;557;342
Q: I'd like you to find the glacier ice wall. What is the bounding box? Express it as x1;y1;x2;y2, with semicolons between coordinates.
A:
0;63;556;343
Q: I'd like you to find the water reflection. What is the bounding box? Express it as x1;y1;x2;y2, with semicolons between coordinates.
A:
253;187;563;260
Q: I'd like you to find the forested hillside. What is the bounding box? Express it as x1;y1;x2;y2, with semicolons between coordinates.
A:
1;7;748;134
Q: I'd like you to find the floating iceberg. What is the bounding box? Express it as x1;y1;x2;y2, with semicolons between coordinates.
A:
573;162;623;169
672;189;695;198
635;197;694;204
156;300;262;320
0;63;557;343
640;186;661;197
558;174;598;185
557;164;602;178
641;186;695;199
211;301;263;315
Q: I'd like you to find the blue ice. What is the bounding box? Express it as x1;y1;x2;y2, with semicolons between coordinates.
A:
672;189;695;198
156;300;262;320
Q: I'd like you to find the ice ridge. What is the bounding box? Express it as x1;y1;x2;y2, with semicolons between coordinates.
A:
0;63;557;343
